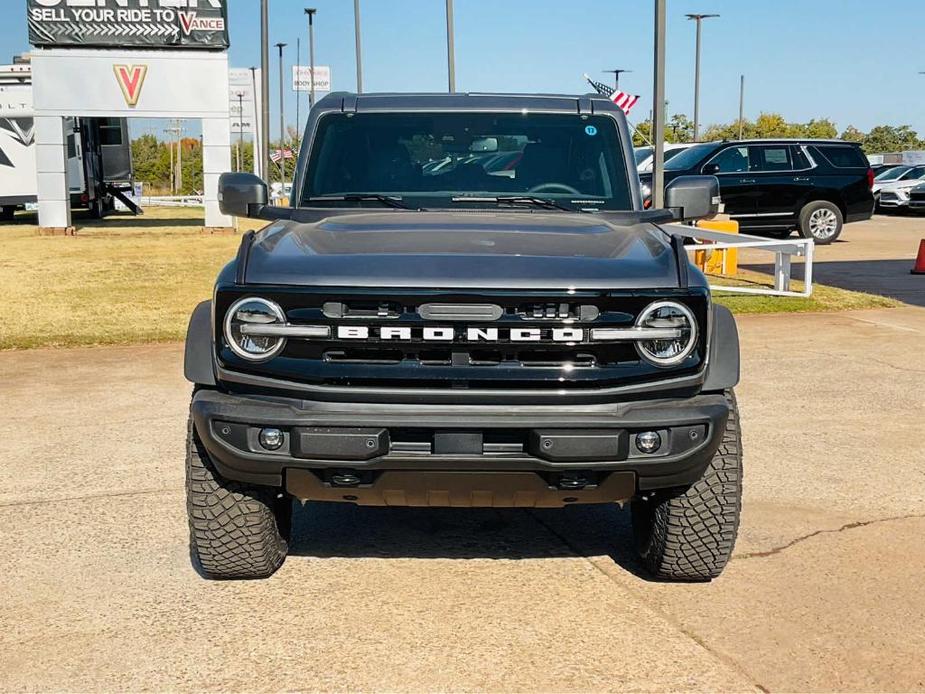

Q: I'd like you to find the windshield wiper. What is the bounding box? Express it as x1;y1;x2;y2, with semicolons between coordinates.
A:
451;195;578;212
304;194;412;210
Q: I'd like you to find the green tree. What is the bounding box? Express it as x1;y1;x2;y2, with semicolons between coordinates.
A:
839;125;865;143
861;125;923;154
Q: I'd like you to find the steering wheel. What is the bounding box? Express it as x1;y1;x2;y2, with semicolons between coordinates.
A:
527;183;581;195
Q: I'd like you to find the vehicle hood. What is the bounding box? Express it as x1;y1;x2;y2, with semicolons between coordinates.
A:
874;179;924;194
243;211;680;289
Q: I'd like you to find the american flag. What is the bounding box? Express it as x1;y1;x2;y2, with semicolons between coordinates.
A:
270;148;294;163
584;74;641;116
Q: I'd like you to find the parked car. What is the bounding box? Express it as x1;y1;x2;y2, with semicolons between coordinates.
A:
873;165;925;212
869;162;907;177
185;92;743;582
634;143;695;173
639;139;875;243
908;182;925;213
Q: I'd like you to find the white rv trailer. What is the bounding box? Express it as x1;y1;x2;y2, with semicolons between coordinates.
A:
0;59;135;220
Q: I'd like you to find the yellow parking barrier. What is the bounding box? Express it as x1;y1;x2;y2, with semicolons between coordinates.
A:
693;216;739;276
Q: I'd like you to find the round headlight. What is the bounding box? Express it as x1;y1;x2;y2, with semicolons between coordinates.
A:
224;297;287;361
635;301;698;367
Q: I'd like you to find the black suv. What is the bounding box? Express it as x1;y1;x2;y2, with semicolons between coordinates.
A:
186;92;742;583
640;139;874;244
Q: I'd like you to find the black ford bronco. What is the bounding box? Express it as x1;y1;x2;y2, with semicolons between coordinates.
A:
184;93;742;582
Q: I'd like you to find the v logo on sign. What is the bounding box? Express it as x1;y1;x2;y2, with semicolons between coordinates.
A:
113;64;148;108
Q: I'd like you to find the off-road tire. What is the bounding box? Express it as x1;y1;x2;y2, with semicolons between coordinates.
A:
186;415;291;580
798;200;843;244
631;389;742;581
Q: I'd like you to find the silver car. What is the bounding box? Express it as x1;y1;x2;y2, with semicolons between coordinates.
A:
874;165;925;210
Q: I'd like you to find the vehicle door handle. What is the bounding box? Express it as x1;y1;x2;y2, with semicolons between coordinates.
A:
793;177;811;182
739;178;756;184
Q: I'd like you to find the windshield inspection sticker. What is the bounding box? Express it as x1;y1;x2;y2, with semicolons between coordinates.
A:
584;125;598;136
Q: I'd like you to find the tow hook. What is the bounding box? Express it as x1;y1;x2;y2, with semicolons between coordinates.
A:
557;474;590;490
330;472;361;487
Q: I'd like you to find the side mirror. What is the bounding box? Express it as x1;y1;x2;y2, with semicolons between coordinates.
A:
702;163;720;175
664;175;721;221
218;172;268;218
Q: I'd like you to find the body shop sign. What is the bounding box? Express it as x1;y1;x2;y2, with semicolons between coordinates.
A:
27;0;230;50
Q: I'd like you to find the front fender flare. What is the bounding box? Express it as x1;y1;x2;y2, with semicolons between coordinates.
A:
703;303;739;392
184;300;216;386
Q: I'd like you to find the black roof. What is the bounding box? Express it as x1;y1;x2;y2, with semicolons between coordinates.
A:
315;91;625;116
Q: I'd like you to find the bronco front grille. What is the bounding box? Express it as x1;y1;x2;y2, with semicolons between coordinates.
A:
215;287;709;391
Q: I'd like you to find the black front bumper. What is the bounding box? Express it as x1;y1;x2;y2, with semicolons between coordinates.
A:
191;389;729;498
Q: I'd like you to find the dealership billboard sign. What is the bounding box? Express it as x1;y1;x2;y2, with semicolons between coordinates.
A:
292;65;331;93
26;0;230;50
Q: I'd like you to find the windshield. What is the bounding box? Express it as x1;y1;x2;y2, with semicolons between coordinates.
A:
875;165;911;181
663;142;722;171
634;146;653;165
899;166;925;181
301;112;634;210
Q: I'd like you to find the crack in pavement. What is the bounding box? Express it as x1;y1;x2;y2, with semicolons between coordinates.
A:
734;513;925;560
0;486;178;509
527;510;770;693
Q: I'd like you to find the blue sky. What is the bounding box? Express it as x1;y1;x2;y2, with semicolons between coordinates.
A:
4;0;924;140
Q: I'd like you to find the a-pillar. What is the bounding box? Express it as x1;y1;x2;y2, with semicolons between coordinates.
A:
35;115;73;234
202;117;234;231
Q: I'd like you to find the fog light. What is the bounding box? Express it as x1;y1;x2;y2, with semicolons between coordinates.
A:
258;427;284;451
635;431;661;454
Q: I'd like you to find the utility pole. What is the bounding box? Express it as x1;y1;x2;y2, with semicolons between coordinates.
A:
295;37;300;150
236;91;245;171
686;13;719;142
164;120;182;195
260;0;270;181
603;69;632;90
306;8;317;108
445;0;456;93
275;42;287;184
652;0;667;209
176;122;183;193
738;74;745;140
164;124;175;194
354;0;363;93
249;66;260;177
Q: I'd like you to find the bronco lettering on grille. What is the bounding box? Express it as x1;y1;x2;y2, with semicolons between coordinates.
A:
335;326;587;342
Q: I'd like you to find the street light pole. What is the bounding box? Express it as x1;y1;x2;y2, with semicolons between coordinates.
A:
652;0;667;209
295;37;300;149
306;8;317;108
686;13;719;142
275;42;287;184
236;92;245;171
446;0;456;93
260;0;270;181
738;74;745;140
249;66;260;177
603;69;632;90
353;0;363;93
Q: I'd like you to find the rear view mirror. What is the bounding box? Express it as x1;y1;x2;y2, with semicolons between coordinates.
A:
702;163;720;175
218;172;268;218
664;175;721;221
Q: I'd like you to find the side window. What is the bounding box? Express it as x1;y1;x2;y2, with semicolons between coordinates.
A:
749;145;792;172
900;166;925;181
791;145;812;170
706;146;749;173
66;134;77;159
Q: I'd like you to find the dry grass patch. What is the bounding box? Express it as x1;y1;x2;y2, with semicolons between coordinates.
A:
0;207;261;350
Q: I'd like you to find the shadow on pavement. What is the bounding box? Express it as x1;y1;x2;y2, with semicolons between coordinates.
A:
743;259;925;307
288;501;649;577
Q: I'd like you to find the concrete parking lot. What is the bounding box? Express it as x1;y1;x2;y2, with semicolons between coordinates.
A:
2;217;924;692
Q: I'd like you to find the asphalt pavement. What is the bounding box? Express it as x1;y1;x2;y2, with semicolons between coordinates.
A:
2;218;924;692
